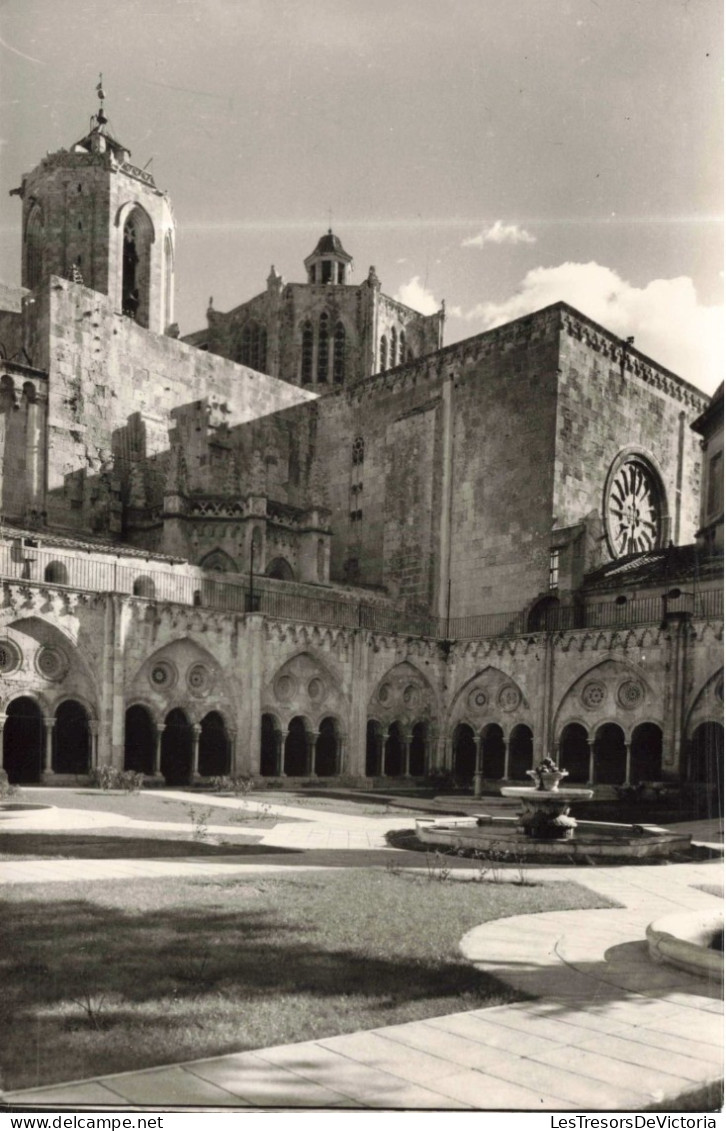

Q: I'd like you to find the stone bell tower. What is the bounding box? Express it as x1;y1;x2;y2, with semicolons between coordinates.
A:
11;79;176;335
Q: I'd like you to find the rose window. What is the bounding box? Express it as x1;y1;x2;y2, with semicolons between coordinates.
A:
605;457;663;557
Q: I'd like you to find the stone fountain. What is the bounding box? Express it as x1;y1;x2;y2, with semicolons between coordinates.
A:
414;756;694;862
500;756;593;841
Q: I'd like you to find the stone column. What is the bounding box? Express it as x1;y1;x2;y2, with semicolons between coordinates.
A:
227;728;237;776
502;733;511;781
89;721;99;771
43;717;55;777
402;732;412;777
587;740;596;785
473;735;484;798
153;724;165;777
623;742;632;786
306;731;318;778
191;724;202;781
375;732;385;777
275;730;284;777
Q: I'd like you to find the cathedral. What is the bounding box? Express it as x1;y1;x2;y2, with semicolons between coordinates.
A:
0;95;722;800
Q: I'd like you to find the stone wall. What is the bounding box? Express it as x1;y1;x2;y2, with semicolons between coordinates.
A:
1;578;721;783
26;277;315;532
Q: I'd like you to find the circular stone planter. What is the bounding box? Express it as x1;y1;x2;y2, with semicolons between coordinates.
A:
646;910;724;982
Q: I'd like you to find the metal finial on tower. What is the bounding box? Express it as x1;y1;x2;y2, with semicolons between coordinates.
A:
95;73;107;127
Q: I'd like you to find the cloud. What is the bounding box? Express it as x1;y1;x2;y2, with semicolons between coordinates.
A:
460;262;723;394
395;276;440;315
462;220;536;248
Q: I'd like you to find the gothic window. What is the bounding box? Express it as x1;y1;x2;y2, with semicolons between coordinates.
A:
318;311;330;383
390;326;397;368
163;232;174;329
333;322;345;384
350;436;364;522
321;260;333;284
301;321;314;384
26;206;44;290
707;452;723;518
240;322;268;372
549;549;560;590
121;206;154;328
399;329;406;366
380;334;388;372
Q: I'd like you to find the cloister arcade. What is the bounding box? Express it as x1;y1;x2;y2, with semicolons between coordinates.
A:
1;695;96;782
123;703;233;783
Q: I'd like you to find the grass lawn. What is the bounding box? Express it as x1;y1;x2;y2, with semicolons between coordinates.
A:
17;789;296;827
1;869;611;1091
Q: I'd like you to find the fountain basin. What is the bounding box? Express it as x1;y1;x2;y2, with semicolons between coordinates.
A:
415;814;692;861
647;911;724;981
501;784;595;841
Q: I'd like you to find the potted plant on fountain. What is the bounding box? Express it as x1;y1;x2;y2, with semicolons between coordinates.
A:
527;755;569;793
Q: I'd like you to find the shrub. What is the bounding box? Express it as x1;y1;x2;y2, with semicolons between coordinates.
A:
0;769;18;799
210;774;253;797
88;766;144;792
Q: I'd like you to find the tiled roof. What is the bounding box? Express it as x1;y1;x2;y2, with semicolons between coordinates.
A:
584;544;723;591
0;523;185;563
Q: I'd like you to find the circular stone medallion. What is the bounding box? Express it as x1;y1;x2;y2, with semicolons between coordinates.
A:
378;683;391;704
308;677;324;701
617;679;645;710
274;674;295;702
498;684;521;712
402;684;419;706
149;660;176;690
467;687;489;712
0;639;21;675
36;646;67;681
581;681;606;710
187;663;213;696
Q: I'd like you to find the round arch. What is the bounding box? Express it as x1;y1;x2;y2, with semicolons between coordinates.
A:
366;718;383;777
452;722;476;782
260;712;283;777
199;711;229;777
594;722;627;785
384;721;404;777
284;715;310;776
631;722;663;782
124;703;156;774
559;722;590;784
160;707;193;785
53;699;90;775
508;724;533;780
409;720;428;777
481;722;505;780
266;557;295;581
315;716;340;777
2;696;43;783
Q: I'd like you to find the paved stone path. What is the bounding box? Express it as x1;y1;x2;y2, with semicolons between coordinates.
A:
1;796;722;1111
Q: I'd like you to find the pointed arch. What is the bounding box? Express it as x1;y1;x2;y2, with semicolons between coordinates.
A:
301;320;314;384
121;205;155;328
317;311;330;383
333;321;346;383
25;204;44;290
200;548;239;574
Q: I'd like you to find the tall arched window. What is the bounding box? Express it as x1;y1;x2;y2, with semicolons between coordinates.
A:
399;329;406;365
239;322;267;372
163;232;174;329
380;334;388;372
333;322;345;383
390;326;397;368
122;206;154;328
318;311;329;383
26;206;44;290
301;321;313;384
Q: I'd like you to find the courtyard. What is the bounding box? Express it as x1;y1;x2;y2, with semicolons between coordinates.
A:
0;786;722;1111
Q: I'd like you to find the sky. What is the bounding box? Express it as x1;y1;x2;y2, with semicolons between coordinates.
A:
0;0;722;393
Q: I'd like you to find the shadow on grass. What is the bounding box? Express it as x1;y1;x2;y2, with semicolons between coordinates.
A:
0;833;297;859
